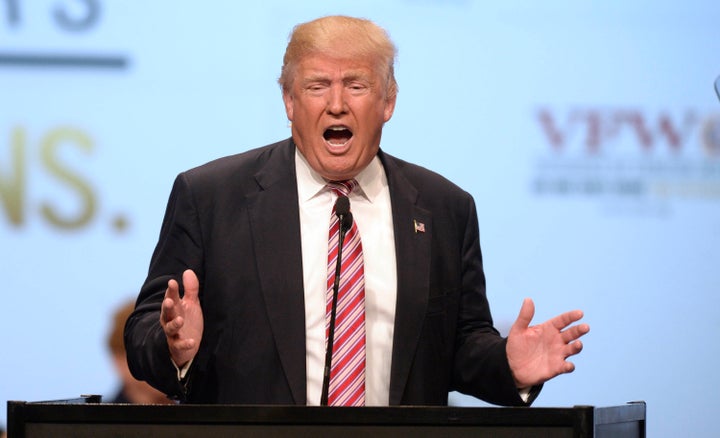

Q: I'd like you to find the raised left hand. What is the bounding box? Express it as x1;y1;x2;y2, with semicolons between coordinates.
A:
506;298;590;388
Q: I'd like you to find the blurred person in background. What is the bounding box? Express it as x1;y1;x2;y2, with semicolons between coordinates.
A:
106;299;175;404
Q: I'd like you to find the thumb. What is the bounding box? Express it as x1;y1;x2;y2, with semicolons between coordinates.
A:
182;269;200;301
512;298;535;331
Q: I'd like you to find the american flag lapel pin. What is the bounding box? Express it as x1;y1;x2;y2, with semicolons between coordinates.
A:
413;219;426;233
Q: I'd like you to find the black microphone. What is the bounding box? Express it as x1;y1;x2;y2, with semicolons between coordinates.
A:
341;211;353;234
320;195;353;405
335;195;350;225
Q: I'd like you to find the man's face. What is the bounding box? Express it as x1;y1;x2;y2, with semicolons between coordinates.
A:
283;52;396;181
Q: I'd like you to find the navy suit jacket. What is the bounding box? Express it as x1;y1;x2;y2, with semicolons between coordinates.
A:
125;138;532;406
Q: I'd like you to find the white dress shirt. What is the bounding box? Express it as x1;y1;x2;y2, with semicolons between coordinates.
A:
295;148;397;406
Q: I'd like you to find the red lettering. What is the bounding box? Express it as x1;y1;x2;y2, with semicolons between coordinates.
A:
539;108;697;153
615;111;653;149
582;110;606;153
657;112;696;150
537;109;566;150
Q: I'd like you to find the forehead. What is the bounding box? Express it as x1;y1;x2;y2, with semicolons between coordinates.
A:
295;52;380;79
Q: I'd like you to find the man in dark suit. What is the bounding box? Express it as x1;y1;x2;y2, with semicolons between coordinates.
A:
125;15;589;407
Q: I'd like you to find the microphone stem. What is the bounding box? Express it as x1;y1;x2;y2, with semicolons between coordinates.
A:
320;215;348;406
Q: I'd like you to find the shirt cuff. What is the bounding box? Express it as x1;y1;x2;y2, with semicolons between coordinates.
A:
518;386;531;403
172;358;194;381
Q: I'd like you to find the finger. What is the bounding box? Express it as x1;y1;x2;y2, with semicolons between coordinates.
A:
182;269;200;301
565;340;584;357
161;280;181;324
550;309;584;331
561;323;590;343
164;314;186;337
511;298;535;331
161;297;174;325
170;337;196;352
562;360;576;374
165;278;181;302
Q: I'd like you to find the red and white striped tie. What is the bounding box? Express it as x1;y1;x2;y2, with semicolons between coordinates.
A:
326;180;365;406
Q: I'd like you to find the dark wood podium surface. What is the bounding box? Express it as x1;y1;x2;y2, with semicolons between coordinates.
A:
8;396;645;438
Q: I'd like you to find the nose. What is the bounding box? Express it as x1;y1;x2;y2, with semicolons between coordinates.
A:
326;84;347;115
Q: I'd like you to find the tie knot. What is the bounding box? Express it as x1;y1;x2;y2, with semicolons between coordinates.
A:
327;179;358;197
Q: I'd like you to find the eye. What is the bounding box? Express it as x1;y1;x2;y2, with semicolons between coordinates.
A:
347;83;369;94
304;81;329;94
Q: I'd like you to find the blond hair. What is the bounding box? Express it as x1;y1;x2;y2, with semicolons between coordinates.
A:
278;15;398;99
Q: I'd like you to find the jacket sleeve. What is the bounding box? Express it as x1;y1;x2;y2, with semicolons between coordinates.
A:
124;172;205;400
451;194;541;406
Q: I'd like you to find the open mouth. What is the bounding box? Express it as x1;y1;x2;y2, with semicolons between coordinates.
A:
323;126;353;146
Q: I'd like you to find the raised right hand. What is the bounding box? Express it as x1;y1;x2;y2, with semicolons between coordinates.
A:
160;269;203;367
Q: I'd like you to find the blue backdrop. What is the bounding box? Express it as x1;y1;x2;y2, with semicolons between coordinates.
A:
2;1;719;436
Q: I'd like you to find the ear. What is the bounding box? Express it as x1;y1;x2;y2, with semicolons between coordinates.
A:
383;92;397;123
282;90;294;121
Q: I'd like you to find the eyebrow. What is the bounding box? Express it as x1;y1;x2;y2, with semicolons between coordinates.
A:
302;70;373;84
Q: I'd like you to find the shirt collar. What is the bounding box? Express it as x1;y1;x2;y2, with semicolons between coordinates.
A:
294;147;387;203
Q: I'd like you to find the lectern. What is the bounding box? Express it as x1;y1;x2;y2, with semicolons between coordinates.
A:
8;396;645;438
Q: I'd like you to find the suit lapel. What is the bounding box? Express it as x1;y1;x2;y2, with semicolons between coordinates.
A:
246;140;307;404
244;145;433;405
380;152;433;405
